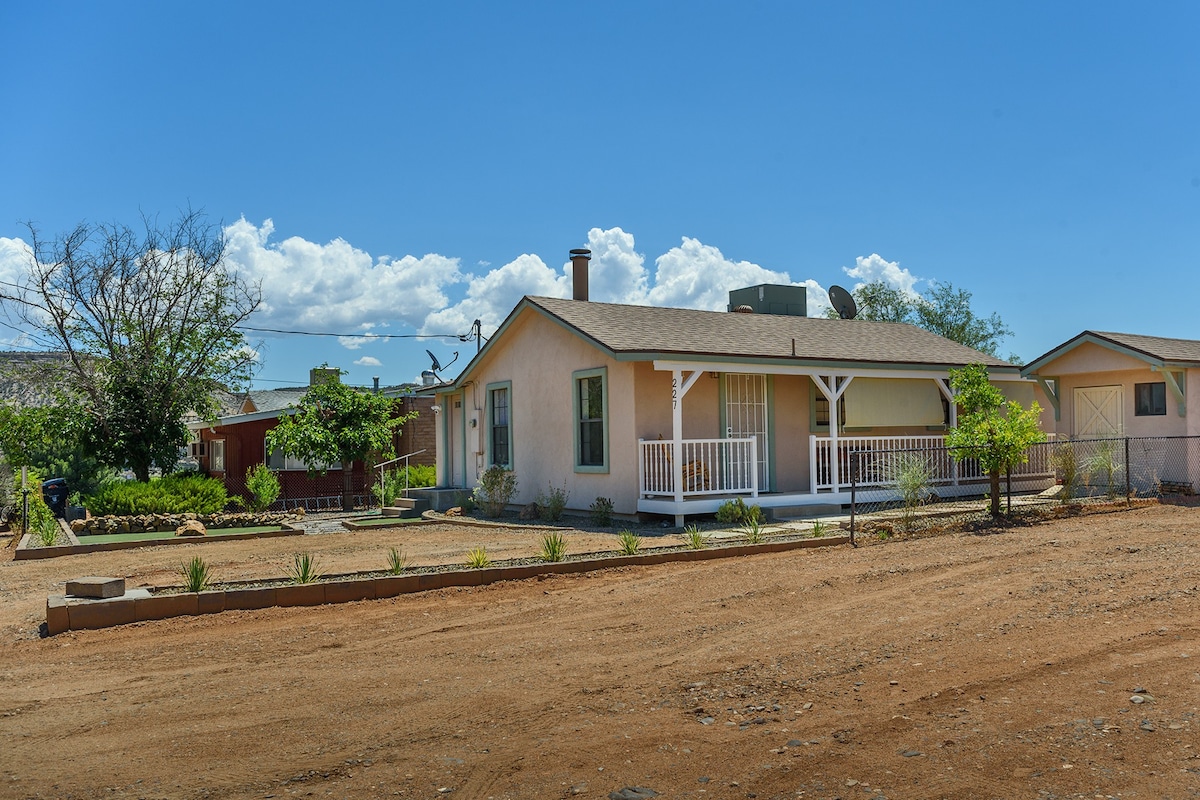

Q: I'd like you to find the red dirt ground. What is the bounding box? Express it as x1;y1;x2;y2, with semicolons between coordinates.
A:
1;505;1198;799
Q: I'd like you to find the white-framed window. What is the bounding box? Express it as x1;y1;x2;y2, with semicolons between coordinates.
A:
209;439;226;473
265;443;341;471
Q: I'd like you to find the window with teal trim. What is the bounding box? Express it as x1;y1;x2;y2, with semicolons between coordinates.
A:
490;386;511;467
573;368;608;471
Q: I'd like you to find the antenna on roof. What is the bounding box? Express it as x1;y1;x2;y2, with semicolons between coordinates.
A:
426;349;459;378
828;285;858;320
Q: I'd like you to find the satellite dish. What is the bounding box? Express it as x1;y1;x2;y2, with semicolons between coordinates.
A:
828;285;858;320
426;350;443;372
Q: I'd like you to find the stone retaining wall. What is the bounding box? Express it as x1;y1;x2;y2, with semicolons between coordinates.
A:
71;511;303;535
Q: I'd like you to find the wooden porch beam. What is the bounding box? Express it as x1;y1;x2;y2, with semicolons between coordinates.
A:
1152;367;1186;417
1033;376;1061;421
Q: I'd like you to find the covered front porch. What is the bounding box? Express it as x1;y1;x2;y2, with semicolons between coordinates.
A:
637;360;1048;523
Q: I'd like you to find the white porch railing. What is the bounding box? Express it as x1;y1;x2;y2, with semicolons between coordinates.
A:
810;434;1056;491
639;438;758;497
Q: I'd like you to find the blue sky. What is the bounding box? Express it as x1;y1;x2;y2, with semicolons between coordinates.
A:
2;1;1197;390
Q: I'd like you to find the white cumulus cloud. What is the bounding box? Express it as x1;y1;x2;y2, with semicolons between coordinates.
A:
223;218;464;332
420;252;569;337
354;356;382;367
842;253;921;297
646;237;798;311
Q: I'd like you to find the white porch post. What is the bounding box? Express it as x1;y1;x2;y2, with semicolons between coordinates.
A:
670;369;704;526
935;377;958;486
814;375;853;492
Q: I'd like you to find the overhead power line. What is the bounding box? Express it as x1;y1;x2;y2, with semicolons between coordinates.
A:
236;325;463;340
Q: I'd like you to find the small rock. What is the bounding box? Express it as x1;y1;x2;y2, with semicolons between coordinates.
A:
699;716;715;725
786;739;803;747
802;702;813;710
570;783;588;795
444;507;463;517
697;777;710;784
519;502;541;520
609;788;658;800
1130;695;1146;705
901;750;923;758
1140;720;1156;732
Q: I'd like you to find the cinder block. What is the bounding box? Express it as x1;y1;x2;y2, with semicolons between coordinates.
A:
135;593;199;622
224;587;277;610
65;577;126;598
417;573;450;591
46;595;69;635
275;584;325;607
323;579;377;604
196;591;225;615
493;564;543;582
68;597;137;630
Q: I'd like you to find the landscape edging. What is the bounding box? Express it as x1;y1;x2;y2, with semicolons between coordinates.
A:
17;525;305;561
44;534;849;635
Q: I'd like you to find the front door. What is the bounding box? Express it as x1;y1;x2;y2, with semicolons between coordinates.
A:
725;373;769;489
1074;385;1123;437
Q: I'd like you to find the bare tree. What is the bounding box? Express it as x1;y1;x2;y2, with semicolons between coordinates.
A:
2;210;261;481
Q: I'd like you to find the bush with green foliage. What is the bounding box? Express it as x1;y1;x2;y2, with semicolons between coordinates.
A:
589;496;614;527
889;453;934;532
473;466;518;517
715;497;763;525
86;473;229;516
537;482;569;522
285;553;323;584
245;464;282;512
9;467;62;544
464;546;491;568
538;531;568;562
375;464;437;506
682;524;707;550
1050;442;1079;501
617;529;641;555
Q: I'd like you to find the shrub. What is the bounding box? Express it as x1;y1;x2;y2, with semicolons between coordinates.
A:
285;553;323;584
375;464;437;506
464;546;491;569
538;531;568;562
180;556;214;592
682;524;707;550
890;453;933;532
245;464;281;512
473;466;518;518
453;490;476;513
385;547;409;575
617;529;641;555
9;468;58;543
86;473;229;516
715;497;762;525
537;482;569;522
810;519;829;538
1050;442;1079;501
589;496;614;527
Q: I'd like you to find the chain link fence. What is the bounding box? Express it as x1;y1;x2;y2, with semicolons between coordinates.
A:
848;435;1200;539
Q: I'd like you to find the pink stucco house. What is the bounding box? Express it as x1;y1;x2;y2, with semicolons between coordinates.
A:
433;251;1049;524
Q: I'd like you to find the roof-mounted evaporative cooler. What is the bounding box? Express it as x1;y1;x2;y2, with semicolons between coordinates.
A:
727;284;807;317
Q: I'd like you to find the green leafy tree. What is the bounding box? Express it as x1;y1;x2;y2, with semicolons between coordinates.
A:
1;210;261;481
0;402;115;498
946;364;1046;517
265;378;415;510
829;280;1012;357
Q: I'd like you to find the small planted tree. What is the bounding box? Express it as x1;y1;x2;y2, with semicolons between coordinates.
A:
245;464;282;512
946;364;1045;517
265;376;416;511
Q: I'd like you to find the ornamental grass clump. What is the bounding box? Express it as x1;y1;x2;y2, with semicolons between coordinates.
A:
538;531;568;562
180;556;214;592
682;524;707;550
286;552;324;584
617;529;641;555
464;546;491;569
742;516;766;544
385;547;409;574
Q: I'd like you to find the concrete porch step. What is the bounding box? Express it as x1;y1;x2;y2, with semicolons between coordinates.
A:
382;497;431;518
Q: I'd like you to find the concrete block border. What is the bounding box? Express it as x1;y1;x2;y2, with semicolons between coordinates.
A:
17;524;304;561
44;534;849;635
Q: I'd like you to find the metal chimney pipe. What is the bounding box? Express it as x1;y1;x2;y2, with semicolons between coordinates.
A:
570;248;591;301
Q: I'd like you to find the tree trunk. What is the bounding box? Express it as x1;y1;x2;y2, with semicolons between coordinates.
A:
342;466;355;512
989;469;1002;516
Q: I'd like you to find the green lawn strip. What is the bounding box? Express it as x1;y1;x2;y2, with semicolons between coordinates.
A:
79;526;284;545
344;517;428;529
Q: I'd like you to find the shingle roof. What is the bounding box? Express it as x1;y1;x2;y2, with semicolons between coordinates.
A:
1086;331;1200;364
524;297;1015;369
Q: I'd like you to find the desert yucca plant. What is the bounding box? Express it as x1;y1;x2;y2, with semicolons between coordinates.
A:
682;524;707;550
464;546;491;569
538;531;568;562
742;516;765;544
180;556;214;593
617;529;641;555
286;552;324;584
385;547;409;574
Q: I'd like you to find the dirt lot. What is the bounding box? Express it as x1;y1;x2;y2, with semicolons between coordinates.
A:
1;505;1198;800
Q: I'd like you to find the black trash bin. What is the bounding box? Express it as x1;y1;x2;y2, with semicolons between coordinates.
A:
41;478;69;518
